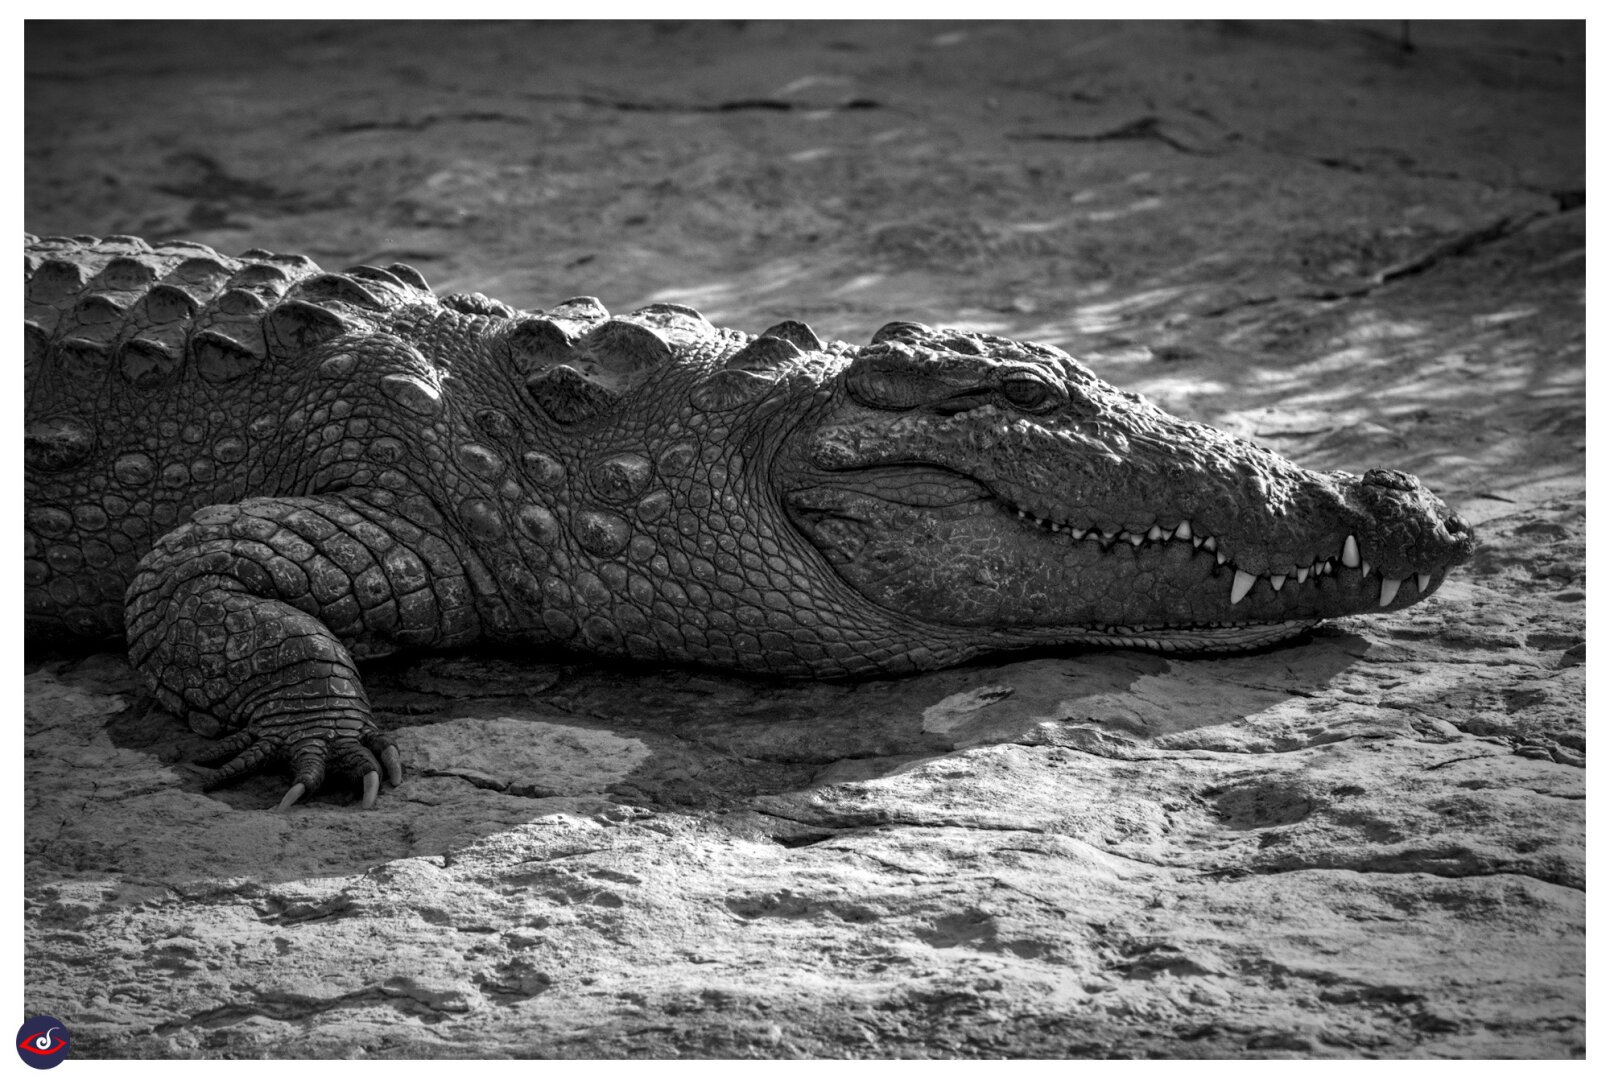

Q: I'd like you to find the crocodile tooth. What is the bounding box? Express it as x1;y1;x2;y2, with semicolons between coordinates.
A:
1049;522;1060;532
1378;576;1402;607
1147;524;1165;541
1101;529;1118;542
1174;521;1192;541
1270;574;1286;592
1417;572;1431;593
1036;517;1046;528
1296;566;1309;584
1229;569;1257;605
1127;531;1144;547
1068;527;1086;540
1193;537;1203;548
1202;536;1217;552
1341;534;1360;568
1216;550;1228;565
1018;510;1027;519
1361;561;1371;579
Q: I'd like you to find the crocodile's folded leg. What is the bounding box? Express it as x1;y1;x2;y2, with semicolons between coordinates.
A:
124;493;478;809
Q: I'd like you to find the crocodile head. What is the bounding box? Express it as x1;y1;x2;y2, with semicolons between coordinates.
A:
767;322;1475;661
509;307;1473;676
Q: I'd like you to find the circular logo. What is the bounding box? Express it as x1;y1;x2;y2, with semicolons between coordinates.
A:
16;1016;70;1069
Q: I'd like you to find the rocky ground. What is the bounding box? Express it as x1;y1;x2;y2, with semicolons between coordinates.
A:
23;20;1584;1058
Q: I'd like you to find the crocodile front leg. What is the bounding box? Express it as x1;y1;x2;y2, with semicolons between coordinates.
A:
125;493;481;808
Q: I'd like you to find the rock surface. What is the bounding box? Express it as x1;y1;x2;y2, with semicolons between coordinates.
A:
24;21;1583;1058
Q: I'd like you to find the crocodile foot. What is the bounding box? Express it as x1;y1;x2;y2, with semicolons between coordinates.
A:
196;715;403;809
123;493;455;810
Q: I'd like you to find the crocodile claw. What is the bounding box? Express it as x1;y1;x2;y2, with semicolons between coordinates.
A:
380;744;404;787
198;720;402;809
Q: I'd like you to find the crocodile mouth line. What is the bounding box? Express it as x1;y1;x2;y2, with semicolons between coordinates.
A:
792;465;1452;615
991;496;1441;611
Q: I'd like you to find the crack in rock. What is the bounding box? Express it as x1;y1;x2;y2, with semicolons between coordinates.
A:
1199;208;1561;317
519;91;882;114
1008;115;1222;155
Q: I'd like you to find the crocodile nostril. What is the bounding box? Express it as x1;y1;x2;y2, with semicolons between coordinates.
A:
1443;513;1471;536
1363;468;1416;492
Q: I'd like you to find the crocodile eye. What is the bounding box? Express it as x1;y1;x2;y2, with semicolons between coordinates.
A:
999;373;1056;412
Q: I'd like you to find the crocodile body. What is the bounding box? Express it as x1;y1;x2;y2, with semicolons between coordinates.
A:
25;233;1475;807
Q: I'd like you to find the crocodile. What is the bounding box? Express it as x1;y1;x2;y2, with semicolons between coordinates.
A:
25;233;1475;808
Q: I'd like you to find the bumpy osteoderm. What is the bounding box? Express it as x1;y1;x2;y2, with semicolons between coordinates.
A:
24;234;1475;807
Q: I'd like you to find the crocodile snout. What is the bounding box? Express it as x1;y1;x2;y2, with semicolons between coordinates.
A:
1356;467;1476;574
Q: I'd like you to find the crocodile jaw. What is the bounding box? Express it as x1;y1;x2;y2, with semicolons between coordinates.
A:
783;462;1471;653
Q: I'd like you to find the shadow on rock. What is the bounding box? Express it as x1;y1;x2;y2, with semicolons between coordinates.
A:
27;630;1368;885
